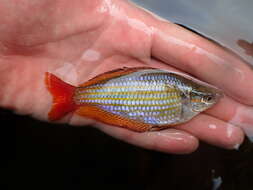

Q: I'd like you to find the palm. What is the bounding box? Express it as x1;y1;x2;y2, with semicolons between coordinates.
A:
0;0;252;154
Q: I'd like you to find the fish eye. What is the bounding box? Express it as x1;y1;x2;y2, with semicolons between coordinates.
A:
206;96;213;102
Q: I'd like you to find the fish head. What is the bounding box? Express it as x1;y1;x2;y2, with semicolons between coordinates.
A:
189;85;223;112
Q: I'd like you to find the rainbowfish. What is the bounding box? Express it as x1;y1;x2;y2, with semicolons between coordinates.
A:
45;67;223;132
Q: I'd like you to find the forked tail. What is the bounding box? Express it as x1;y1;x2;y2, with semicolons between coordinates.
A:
45;72;77;121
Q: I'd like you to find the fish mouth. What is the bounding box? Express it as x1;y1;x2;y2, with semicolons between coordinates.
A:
214;90;224;102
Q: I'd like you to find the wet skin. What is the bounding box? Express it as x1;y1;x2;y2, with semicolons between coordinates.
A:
0;0;253;154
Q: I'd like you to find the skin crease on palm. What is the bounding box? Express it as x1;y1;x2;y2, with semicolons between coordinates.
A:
0;0;253;154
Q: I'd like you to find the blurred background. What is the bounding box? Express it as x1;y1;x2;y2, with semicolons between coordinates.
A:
132;0;253;66
2;0;253;190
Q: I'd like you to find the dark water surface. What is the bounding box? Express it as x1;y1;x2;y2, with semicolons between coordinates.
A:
2;108;253;190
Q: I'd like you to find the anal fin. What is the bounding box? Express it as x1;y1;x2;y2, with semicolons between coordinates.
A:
75;106;152;132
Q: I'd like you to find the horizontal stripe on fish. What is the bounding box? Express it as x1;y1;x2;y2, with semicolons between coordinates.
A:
104;109;181;125
127;110;180;117
126;110;180;118
76;88;178;95
79;85;169;93
75;91;181;101
76;94;180;101
106;108;181;125
76;89;179;95
76;98;181;106
109;109;181;118
97;103;181;112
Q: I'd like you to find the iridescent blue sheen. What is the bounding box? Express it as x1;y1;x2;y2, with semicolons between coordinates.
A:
74;68;222;126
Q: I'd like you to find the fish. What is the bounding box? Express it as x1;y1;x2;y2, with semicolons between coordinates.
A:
45;67;223;132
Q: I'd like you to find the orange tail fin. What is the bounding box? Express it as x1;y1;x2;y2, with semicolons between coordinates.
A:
45;72;77;121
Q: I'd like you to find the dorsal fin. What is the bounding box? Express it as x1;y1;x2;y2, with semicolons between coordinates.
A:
78;67;154;87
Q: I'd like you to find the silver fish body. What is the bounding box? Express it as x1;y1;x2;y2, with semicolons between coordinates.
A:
74;68;222;129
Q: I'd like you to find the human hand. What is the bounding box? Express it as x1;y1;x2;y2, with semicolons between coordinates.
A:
0;0;252;154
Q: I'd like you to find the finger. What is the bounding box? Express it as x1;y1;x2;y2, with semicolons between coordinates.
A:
150;19;253;105
205;95;241;122
205;95;253;140
96;124;199;154
176;114;244;149
206;95;253;125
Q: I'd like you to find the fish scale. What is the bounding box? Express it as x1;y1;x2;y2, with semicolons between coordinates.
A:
74;70;183;125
